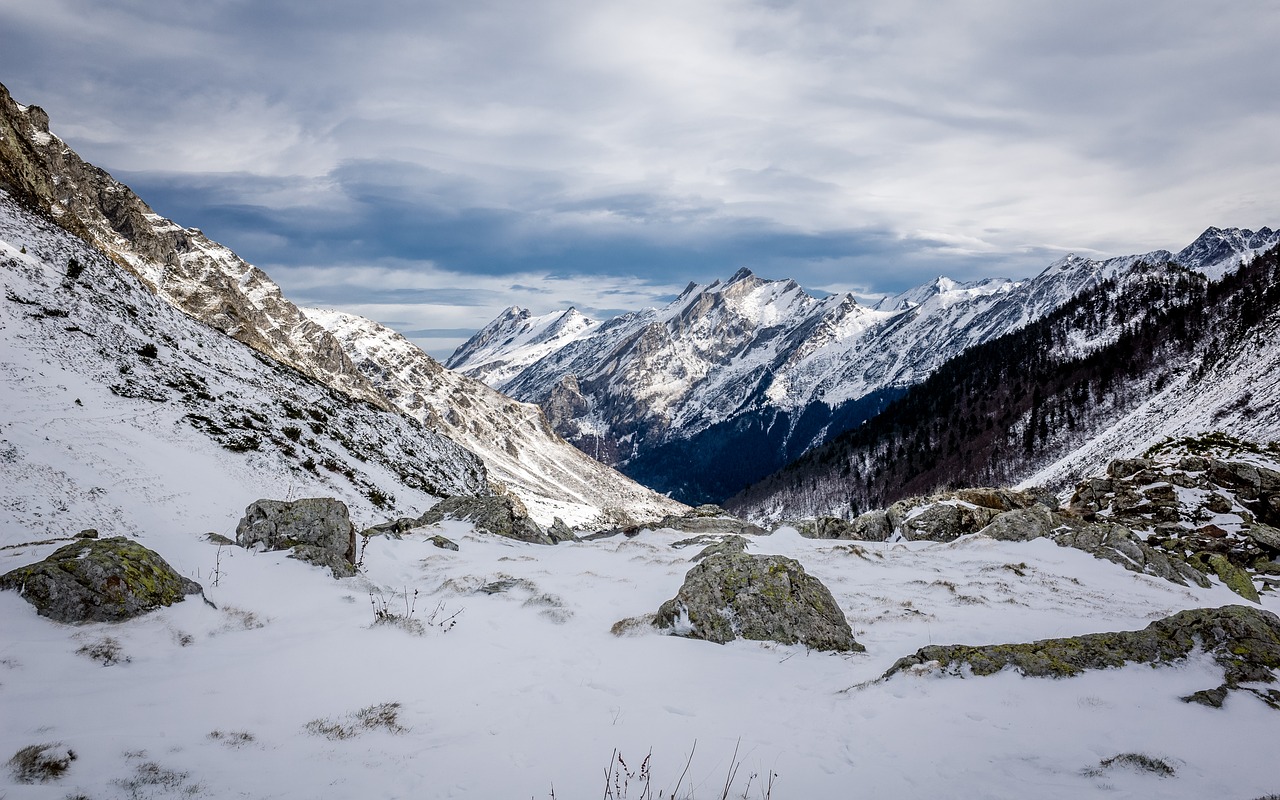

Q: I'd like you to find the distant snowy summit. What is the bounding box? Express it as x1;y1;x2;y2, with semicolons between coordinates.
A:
449;227;1280;505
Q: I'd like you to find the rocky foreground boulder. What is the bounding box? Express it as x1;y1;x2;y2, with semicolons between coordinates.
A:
417;495;552;545
0;537;202;623
883;605;1280;708
654;543;861;652
235;498;357;577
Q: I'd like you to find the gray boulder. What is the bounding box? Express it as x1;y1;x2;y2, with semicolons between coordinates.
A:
883;605;1280;708
689;535;749;562
418;495;551;545
980;506;1060;542
891;501;1000;542
795;513;891;541
654;549;861;652
547;517;577;544
0;537;202;623
236;498;356;564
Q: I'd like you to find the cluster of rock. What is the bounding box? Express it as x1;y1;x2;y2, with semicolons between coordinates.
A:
653;536;861;652
793;455;1280;601
1065;455;1280;602
884;604;1280;709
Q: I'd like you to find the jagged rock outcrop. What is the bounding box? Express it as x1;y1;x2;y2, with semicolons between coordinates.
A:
236;498;357;577
0;537;202;622
417;495;552;545
654;545;860;652
883;605;1280;709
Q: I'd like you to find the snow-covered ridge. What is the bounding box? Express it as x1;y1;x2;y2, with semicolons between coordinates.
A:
305;308;685;527
0;191;485;537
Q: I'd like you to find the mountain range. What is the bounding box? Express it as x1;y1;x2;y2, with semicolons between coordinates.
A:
449;228;1279;506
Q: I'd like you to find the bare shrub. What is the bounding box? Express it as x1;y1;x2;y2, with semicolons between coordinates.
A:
8;742;76;783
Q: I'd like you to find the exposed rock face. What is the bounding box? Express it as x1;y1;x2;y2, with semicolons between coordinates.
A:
654;548;861;652
0;537;202;623
417;495;552;545
236;498;357;571
883;605;1280;708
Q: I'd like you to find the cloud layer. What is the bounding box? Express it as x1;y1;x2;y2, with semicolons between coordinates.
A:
3;0;1278;356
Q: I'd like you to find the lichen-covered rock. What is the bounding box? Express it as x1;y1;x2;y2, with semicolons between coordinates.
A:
795;516;855;540
236;498;356;564
654;550;861;652
883;605;1280;708
1204;553;1260;603
418;495;551;545
0;537;202;623
1246;523;1280;552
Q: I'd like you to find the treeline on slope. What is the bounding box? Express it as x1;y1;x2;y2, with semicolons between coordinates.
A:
726;245;1280;520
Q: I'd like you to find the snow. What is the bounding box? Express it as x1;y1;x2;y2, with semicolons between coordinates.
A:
3;522;1276;799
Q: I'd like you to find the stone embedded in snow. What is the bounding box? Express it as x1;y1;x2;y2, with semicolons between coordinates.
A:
0;537;202;623
883;605;1280;709
418;495;551;545
654;549;861;652
235;498;357;574
655;505;768;537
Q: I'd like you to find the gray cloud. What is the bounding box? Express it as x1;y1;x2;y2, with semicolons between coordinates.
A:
2;0;1277;337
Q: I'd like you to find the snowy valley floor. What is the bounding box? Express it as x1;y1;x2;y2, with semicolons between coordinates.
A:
2;522;1278;799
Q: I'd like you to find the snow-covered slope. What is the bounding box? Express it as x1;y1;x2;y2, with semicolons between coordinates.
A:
450;233;1276;504
304;308;685;527
2;506;1275;797
0;191;486;537
0;81;389;410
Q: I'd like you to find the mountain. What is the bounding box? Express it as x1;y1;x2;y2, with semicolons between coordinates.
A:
726;247;1280;523
449;232;1278;505
0;189;485;536
0;80;681;527
305;308;684;526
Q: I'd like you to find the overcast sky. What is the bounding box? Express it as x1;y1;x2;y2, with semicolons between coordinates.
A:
3;1;1278;357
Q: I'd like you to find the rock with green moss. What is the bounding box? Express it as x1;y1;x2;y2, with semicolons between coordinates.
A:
654;550;861;652
236;498;356;565
883;605;1280;707
0;537;202;623
418;495;551;545
689;535;749;562
1204;554;1261;603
